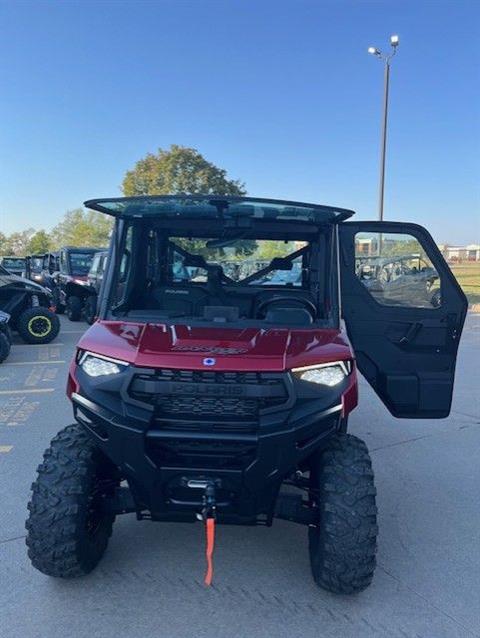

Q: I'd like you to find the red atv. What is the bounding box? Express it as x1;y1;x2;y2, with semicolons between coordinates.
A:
52;246;105;321
26;196;467;594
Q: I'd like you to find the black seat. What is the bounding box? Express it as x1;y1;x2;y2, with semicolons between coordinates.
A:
146;285;210;316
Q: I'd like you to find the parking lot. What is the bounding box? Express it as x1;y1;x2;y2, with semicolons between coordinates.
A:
0;313;478;638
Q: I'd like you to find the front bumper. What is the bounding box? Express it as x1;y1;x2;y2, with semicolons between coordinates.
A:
71;363;355;525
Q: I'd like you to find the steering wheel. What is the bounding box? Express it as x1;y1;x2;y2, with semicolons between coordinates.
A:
256;296;317;321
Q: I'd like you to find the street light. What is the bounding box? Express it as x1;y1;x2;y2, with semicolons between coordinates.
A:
368;34;400;221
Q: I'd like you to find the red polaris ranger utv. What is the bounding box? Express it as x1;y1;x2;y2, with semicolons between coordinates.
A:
26;196;467;594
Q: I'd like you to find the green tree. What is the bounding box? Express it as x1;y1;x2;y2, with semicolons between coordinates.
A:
381;238;427;259
27;230;52;255
0;232;8;255
255;240;298;261
5;229;36;255
122;144;246;196
51;209;112;249
123;145;251;257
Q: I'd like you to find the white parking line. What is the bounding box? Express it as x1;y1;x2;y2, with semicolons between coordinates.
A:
12;343;65;347
0;388;55;396
3;360;66;366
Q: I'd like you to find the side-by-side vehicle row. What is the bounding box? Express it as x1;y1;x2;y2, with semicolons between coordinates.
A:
1;248;107;324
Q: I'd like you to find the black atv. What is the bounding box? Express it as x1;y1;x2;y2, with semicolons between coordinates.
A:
25;254;48;285
39;252;60;292
52;246;105;321
83;250;108;324
0;311;12;362
0;255;26;277
0;265;60;344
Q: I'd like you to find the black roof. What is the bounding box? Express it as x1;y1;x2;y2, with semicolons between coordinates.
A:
61;246;105;252
84;195;355;223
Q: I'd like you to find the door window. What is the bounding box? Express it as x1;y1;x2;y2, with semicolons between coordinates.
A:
355;232;441;308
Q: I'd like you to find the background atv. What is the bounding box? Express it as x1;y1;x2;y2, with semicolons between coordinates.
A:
83;250;108;324
356;253;441;308
0;264;60;344
0;310;12;362
25;254;48;286
52;246;105;321
39;252;60;292
0;255;26;277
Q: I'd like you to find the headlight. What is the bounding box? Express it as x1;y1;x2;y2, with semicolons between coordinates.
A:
79;352;128;377
292;361;351;386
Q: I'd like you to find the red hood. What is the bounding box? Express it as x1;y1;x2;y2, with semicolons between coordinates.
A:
78;321;353;372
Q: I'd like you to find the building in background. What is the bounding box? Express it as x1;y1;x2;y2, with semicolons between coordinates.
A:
438;244;480;262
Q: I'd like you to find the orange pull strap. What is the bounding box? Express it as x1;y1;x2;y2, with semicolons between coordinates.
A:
204;517;215;586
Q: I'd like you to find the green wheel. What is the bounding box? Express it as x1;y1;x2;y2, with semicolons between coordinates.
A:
17;307;60;344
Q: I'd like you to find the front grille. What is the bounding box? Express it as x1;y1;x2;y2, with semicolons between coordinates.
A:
146;437;257;470
129;368;288;433
138;369;268;385
158;395;259;419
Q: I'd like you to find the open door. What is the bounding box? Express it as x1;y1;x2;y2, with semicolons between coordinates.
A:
339;221;467;418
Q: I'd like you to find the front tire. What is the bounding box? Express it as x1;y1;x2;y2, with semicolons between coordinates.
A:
26;424;119;578
66;295;83;321
308;433;377;594
17;307;60;344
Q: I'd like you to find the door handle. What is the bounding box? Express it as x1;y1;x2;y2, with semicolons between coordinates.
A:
398;322;422;345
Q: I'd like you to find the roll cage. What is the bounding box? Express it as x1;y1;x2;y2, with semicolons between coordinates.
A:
166;240;310;287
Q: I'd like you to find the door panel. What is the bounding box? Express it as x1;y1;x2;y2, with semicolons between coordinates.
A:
339;221;467;418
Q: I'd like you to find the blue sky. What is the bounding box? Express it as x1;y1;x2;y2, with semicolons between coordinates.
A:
0;0;478;244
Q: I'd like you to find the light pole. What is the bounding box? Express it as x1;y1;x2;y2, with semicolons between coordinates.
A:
368;35;400;222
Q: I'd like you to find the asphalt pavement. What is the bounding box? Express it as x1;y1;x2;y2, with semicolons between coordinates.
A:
0;314;479;638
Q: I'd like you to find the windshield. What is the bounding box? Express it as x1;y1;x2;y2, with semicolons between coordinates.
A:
2;258;25;270
31;257;43;272
69;252;95;276
106;220;335;327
